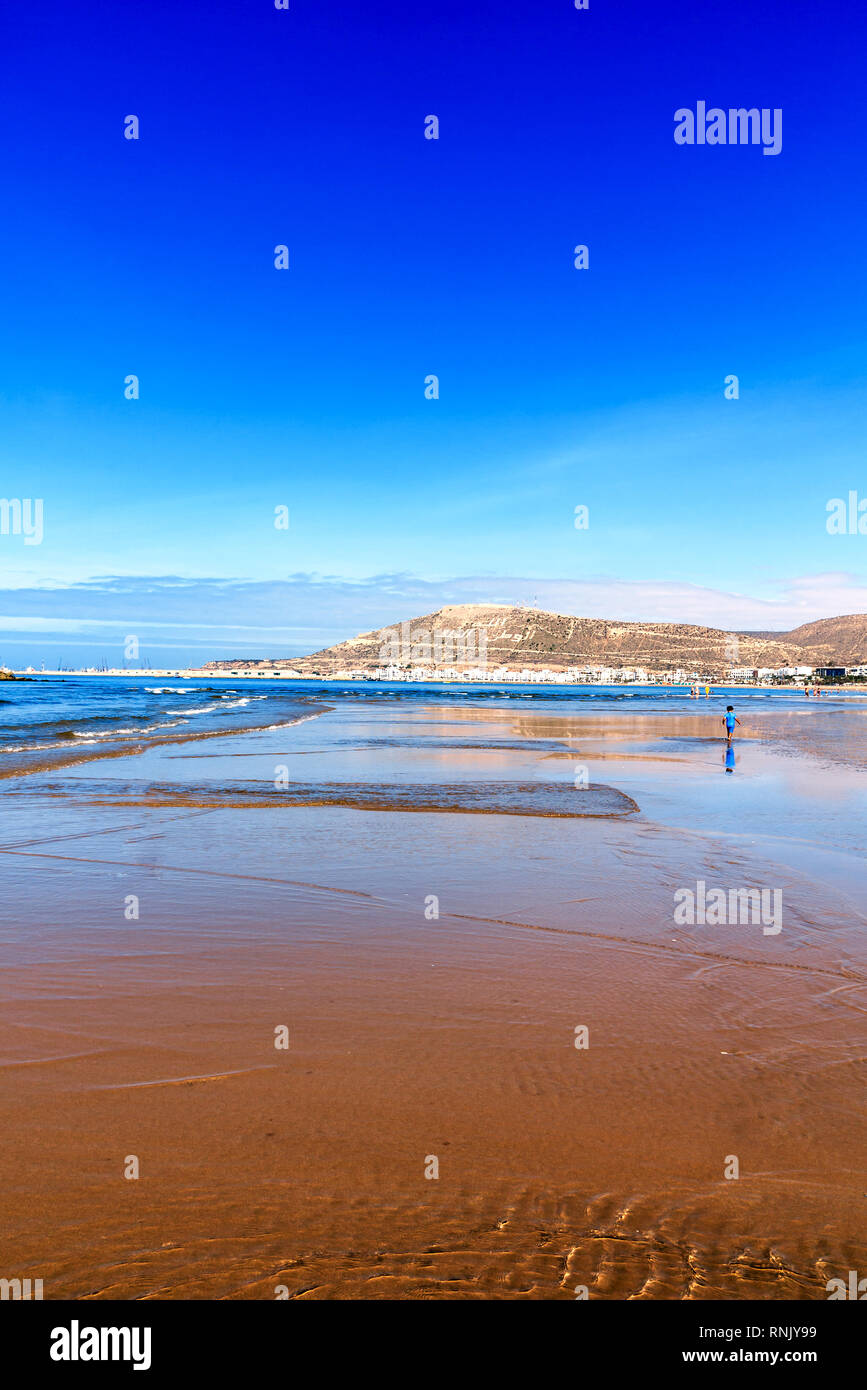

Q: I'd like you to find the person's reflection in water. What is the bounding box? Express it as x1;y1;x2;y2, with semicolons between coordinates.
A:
724;744;736;775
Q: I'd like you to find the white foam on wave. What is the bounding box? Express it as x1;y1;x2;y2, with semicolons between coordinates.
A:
1;696;307;760
256;712;324;732
72;718;189;737
0;717;192;754
166;694;267;715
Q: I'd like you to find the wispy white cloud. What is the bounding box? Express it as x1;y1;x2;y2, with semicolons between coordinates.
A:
0;570;864;664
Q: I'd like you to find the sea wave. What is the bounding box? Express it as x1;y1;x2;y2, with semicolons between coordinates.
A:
0;718;190;754
166;694;266;716
0;704;328;778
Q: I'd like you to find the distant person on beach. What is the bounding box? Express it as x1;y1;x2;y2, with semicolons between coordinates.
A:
723;705;740;741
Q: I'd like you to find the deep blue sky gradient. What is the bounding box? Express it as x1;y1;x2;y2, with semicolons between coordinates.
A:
1;1;866;663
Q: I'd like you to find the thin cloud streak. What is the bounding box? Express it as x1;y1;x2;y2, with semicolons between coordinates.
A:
0;571;865;666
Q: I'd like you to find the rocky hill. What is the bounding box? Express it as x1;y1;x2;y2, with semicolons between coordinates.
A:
203;603;865;675
777;614;867;667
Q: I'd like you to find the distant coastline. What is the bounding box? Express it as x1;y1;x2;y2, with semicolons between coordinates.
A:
8;668;866;691
9;604;867;687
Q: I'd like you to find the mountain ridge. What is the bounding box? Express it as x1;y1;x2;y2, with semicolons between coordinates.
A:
204;605;867;674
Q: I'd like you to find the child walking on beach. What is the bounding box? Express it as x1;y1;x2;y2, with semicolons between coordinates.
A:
723;705;741;740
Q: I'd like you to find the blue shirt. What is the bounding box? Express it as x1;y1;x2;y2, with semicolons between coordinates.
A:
725;711;736;730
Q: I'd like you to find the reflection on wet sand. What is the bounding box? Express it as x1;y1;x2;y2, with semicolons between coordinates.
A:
0;694;865;1299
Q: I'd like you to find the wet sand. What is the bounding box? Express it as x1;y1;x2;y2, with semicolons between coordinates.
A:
1;698;865;1298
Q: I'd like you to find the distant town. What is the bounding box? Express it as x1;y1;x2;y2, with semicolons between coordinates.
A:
10;661;863;685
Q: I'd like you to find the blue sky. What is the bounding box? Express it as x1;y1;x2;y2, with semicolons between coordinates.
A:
1;0;866;665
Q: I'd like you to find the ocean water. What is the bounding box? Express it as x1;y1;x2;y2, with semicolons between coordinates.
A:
4;673;866;861
1;673;860;764
0;676;325;779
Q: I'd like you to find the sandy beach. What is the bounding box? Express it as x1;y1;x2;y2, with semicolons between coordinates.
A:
1;687;865;1299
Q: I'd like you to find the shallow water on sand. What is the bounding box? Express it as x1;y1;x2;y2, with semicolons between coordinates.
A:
1;687;865;1298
